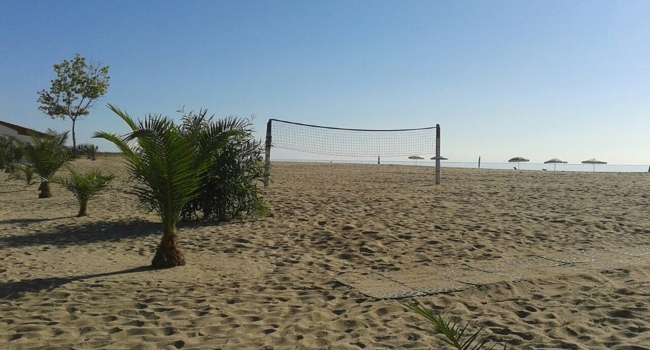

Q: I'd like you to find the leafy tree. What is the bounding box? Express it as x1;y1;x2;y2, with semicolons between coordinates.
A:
37;54;110;149
53;167;114;216
93;104;241;268
22;130;78;198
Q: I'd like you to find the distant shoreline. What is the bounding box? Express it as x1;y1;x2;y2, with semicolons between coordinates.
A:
270;159;649;173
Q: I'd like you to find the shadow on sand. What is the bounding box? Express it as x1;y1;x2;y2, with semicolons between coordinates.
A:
0;266;155;300
0;220;161;248
0;216;71;225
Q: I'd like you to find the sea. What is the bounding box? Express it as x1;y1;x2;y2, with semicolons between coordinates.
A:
275;159;650;173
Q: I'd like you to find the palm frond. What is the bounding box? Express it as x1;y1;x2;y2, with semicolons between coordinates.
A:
106;104;139;131
402;299;509;350
53;167;115;203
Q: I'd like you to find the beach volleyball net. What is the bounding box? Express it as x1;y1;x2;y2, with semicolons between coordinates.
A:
264;119;441;187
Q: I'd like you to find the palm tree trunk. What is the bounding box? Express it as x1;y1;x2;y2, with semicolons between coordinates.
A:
38;182;52;198
152;229;186;268
77;201;88;217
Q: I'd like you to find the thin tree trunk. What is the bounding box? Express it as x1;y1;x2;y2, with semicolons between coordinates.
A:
151;229;186;268
38;182;52;198
71;119;77;149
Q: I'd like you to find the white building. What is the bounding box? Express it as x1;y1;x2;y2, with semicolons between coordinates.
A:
0;121;46;143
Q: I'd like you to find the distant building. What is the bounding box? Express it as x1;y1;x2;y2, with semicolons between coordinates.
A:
0;121;47;143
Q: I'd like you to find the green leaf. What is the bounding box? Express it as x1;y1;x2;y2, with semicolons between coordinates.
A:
401;299;513;350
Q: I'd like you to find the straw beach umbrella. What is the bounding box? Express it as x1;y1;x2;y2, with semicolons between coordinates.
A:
544;158;567;171
582;158;607;172
430;156;448;160
408;155;424;165
508;156;529;169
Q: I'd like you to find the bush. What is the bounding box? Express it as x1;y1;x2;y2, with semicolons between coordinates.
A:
0;136;12;170
179;112;269;222
75;144;99;160
0;136;24;172
8;164;36;186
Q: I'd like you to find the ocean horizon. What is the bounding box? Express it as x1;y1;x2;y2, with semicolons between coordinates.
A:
274;159;650;173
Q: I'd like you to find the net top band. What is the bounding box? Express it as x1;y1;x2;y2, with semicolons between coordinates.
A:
269;119;437;133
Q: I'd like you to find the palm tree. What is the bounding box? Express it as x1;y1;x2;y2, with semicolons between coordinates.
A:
93;104;240;268
53;167;115;216
22;130;77;198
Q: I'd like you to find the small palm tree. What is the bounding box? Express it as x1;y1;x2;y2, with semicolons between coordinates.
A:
93;104;240;268
53;167;115;216
22;130;77;198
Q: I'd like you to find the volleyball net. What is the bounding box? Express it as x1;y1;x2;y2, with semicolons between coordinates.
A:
263;119;441;187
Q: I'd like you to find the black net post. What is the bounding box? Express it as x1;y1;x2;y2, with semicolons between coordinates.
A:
435;124;441;185
264;119;272;189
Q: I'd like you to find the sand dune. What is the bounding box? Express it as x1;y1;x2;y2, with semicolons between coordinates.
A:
1;158;649;349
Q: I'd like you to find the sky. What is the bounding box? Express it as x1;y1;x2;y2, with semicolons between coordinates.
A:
1;0;649;165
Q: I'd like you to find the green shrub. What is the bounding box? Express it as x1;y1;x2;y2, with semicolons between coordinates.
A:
76;143;99;160
0;136;24;172
0;136;11;169
8;164;36;186
179;112;269;222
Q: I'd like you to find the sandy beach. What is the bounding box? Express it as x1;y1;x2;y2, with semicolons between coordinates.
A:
1;157;649;349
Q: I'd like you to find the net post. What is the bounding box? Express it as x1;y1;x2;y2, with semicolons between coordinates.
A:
435;124;441;185
264;119;272;189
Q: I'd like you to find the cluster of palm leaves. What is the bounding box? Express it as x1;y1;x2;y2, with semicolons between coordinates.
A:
94;104;259;269
402;299;511;350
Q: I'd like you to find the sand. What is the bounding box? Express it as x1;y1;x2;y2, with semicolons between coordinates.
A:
1;157;649;349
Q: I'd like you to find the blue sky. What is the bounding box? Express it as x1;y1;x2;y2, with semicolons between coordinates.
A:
1;1;649;164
